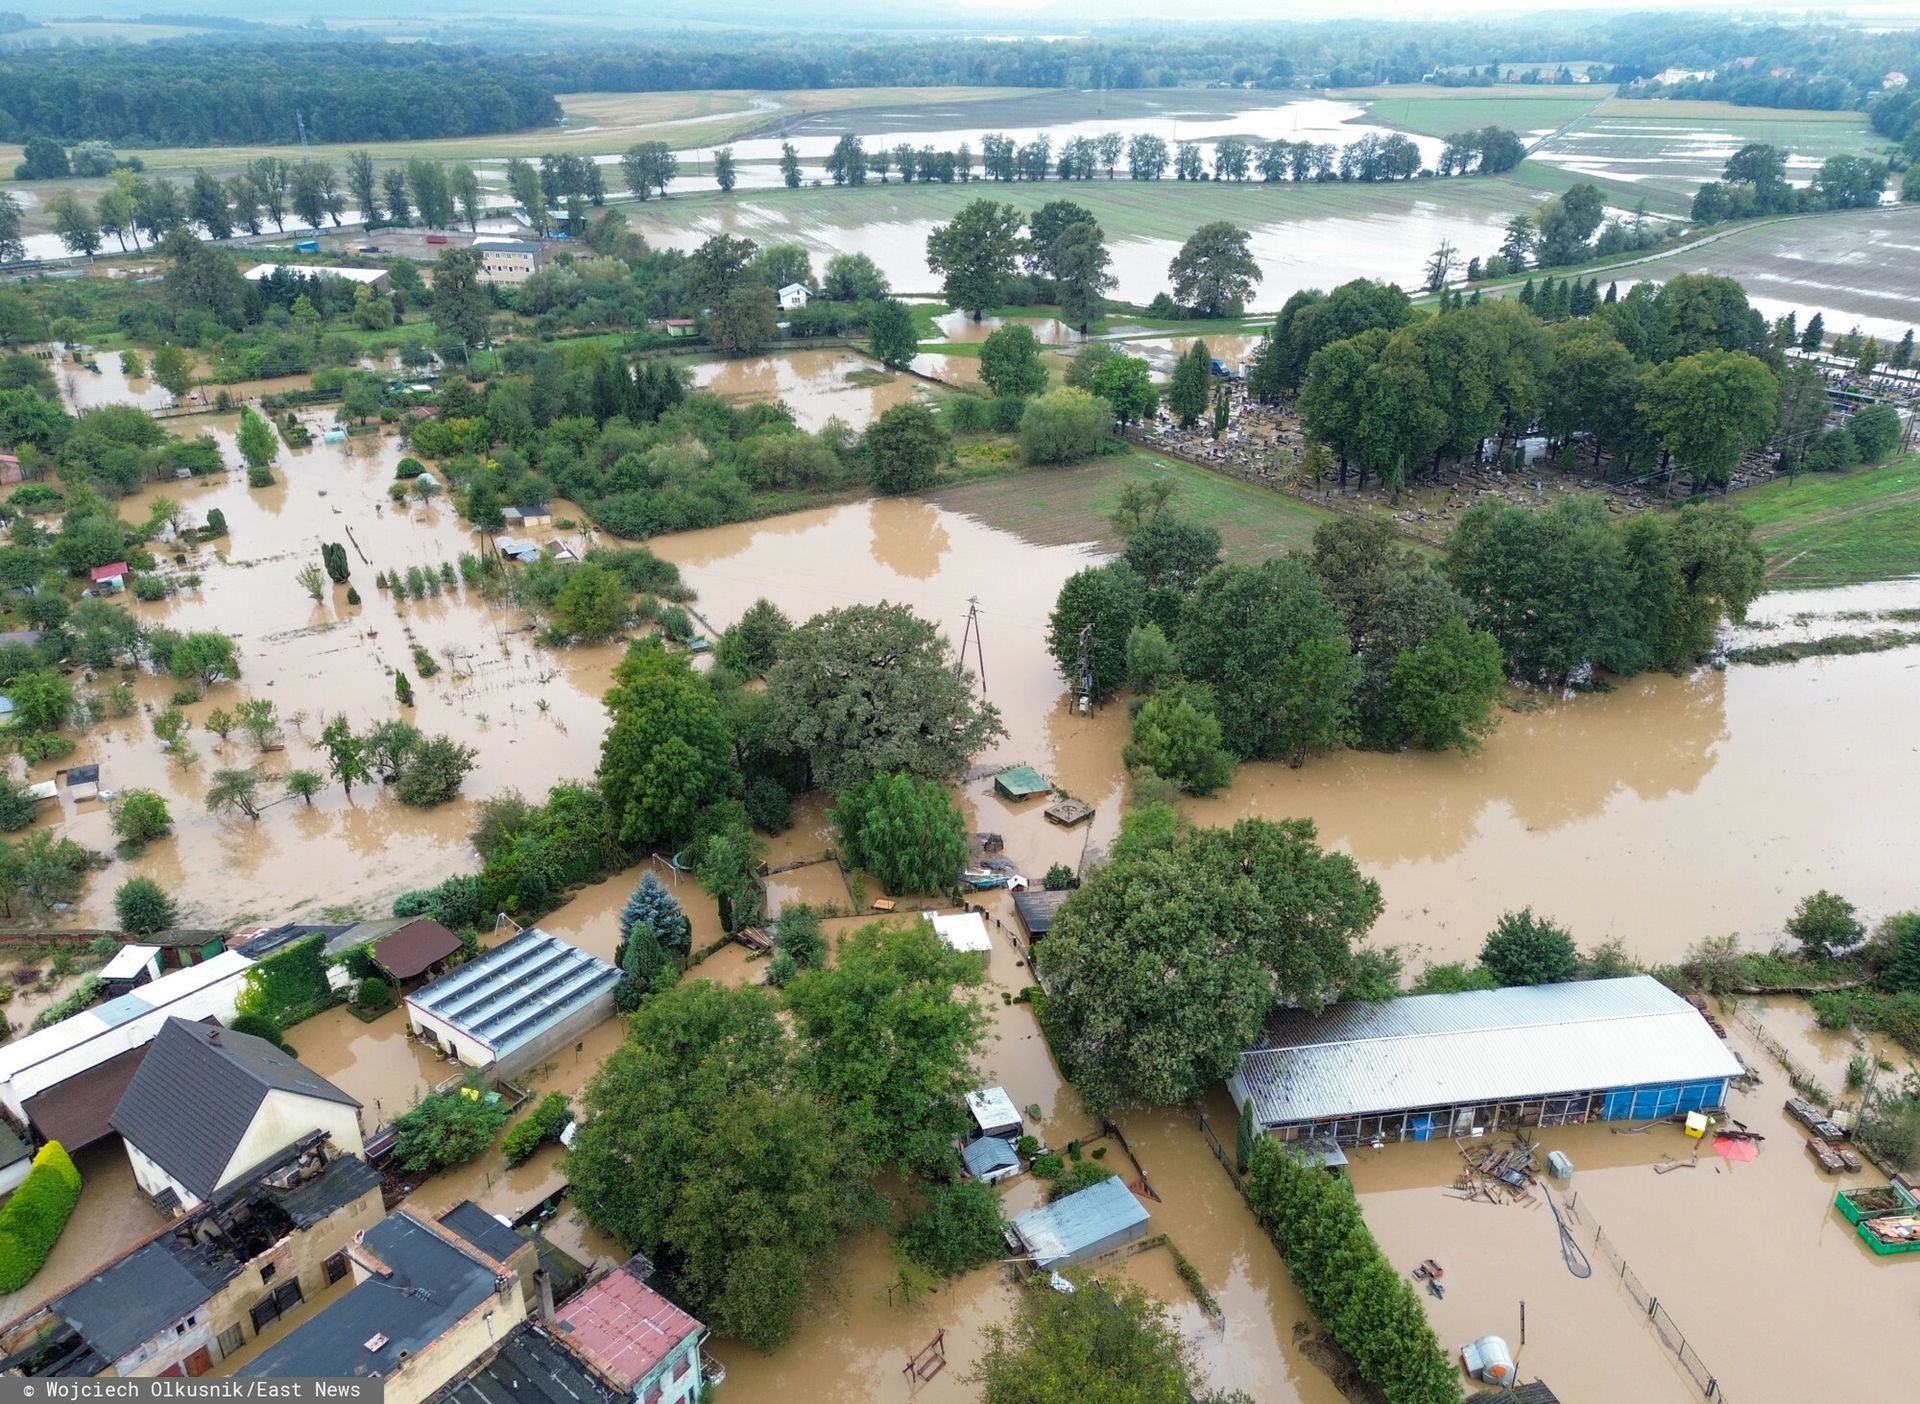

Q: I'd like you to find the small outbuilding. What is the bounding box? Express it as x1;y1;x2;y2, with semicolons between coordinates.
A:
965;1085;1023;1141
371;917;461;983
494;535;540;563
961;1135;1021;1184
776;283;812;311
993;765;1050;800
404;929;619;1080
926;910;992;955
1009;1177;1150;1271
98;944;161;995
89;563;129;592
60;763;100;800
1013;888;1070;942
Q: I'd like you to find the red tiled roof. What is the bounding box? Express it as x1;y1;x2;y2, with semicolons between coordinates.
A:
552;1263;702;1390
90;562;129;581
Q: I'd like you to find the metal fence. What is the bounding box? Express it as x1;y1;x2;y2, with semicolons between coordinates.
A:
1572;1195;1732;1401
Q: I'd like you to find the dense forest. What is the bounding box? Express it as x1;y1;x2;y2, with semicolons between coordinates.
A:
0;44;560;145
3;13;1920;147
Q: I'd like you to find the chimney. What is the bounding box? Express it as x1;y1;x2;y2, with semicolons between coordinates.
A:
535;1267;555;1323
208;1029;221;1046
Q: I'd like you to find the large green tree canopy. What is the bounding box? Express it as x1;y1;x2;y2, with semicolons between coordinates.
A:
1036;812;1382;1112
596;639;736;847
763;602;1004;791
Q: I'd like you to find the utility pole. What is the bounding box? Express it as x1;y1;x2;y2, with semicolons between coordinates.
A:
296;110;310;157
958;596;988;692
1074;621;1095;714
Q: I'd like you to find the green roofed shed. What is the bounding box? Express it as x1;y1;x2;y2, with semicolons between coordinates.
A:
994;765;1051;800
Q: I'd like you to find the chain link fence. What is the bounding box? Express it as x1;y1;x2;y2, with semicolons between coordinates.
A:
1574;1197;1731;1401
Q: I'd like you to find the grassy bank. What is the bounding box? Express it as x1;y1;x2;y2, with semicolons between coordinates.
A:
931;448;1340;560
1738;458;1920;587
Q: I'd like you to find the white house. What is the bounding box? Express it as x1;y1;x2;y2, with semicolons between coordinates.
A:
776;282;813;312
110;1018;364;1215
551;1259;707;1404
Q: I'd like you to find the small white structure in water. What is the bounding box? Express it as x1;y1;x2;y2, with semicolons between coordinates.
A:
926;910;991;954
966;1085;1023;1141
1461;1335;1516;1386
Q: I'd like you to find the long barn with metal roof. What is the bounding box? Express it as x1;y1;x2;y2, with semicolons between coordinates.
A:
404;929;619;1080
1227;976;1742;1144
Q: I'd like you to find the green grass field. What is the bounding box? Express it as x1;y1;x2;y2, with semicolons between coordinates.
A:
1737;457;1920;587
1346;87;1611;141
932;449;1339;561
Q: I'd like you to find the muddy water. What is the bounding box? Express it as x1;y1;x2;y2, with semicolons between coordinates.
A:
1125;334;1264;377
651;498;1920;968
688;349;930;431
1352;1009;1917;1404
0;1140;158;1328
930;311;1080;346
909;350;981;386
635;190;1511;310
28;420;629;928
1736;995;1873;1100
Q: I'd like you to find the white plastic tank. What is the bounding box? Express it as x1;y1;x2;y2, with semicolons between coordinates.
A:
1461;1335;1516;1385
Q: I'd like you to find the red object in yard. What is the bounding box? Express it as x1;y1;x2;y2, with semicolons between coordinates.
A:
90;562;129;583
425;234;449;245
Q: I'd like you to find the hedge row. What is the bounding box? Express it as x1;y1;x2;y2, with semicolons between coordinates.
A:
0;1142;84;1292
1244;1138;1461;1404
501;1092;573;1166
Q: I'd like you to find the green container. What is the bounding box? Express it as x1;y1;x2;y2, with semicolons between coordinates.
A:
1855;1220;1920;1256
1836;1184;1917;1226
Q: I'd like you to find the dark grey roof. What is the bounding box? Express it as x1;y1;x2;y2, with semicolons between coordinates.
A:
430;1324;619;1404
110;1018;360;1200
55;1236;240;1362
235;923;351;959
0;1120;27;1168
1013;888;1071;936
266;1154;383;1230
438;1201;524;1265
239;1214;500;1380
1474;1386;1560;1404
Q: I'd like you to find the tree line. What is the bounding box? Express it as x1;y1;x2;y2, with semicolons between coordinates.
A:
0;43;559;145
1256;271;1853;498
817;124;1521;188
1690;141;1892;225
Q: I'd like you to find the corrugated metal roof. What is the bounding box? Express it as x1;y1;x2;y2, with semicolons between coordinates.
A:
1236;976;1743;1127
407;930;619;1060
551;1260;703;1391
1010;1177;1148;1268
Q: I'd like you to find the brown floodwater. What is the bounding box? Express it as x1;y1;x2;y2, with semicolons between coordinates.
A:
1349;1009;1917;1404
930;311;1081;346
688;349;932;431
0;1140;157;1328
25;417;632;928
652;500;1920;970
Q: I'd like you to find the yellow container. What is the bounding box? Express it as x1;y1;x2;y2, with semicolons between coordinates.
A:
1684;1111;1709;1139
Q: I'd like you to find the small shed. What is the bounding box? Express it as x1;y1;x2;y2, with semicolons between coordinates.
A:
372;918;461;982
1009;1177;1150;1271
1044;797;1094;827
965;1085;1023;1141
664;318;697;337
993;765;1050;801
89;562;129;592
961;1135;1022;1184
61;763;101;801
494;535;540;562
25;779;56;802
1013;888;1070;941
0;453;22;486
98;944;161;995
927;910;991;954
776;283;812;311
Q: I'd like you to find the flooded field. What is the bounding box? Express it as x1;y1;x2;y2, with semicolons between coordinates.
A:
688;348;934;430
1609;207;1920;343
623;181;1522;310
26;415;625;928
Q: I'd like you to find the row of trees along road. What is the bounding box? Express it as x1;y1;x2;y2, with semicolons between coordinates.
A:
928;197;1260;321
821;124;1521;186
1254;272;1797;496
